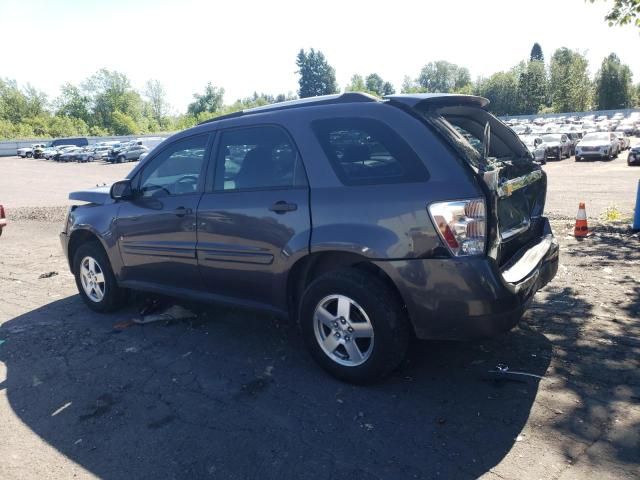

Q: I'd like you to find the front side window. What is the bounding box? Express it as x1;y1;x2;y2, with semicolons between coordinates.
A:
214;126;304;191
138;135;208;197
312;117;428;185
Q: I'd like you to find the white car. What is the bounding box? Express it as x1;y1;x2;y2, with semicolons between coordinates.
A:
613;132;630;151
575;132;619;161
17;143;46;158
519;135;547;164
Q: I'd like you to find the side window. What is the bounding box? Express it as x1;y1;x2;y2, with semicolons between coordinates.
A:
214;126;304;191
312;117;428;185
138;135;208;198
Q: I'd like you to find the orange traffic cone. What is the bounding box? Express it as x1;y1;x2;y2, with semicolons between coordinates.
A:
574;202;588;238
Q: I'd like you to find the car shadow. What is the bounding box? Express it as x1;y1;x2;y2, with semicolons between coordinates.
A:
0;293;551;479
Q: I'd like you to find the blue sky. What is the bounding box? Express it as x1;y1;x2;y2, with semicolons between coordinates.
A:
1;0;638;113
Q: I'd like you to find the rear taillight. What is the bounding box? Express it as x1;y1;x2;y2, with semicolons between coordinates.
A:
429;199;486;256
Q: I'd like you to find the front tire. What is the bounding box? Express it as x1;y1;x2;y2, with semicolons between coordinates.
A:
73;242;127;313
26;152;33;158
299;269;410;384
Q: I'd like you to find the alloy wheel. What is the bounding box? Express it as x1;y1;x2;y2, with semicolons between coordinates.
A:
79;256;106;302
313;294;374;367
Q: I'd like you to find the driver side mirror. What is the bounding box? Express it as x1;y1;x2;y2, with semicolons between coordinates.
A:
110;179;133;200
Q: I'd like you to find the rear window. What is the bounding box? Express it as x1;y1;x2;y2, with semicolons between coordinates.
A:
312;117;428;185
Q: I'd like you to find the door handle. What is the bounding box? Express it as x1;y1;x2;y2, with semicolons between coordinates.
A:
269;201;298;214
174;207;193;217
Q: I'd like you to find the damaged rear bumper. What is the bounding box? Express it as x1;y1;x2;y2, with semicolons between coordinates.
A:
374;217;559;340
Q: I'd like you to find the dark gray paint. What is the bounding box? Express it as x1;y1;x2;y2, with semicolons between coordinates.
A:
62;93;559;340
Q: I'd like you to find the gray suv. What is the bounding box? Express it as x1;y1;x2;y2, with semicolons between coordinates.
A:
60;93;559;383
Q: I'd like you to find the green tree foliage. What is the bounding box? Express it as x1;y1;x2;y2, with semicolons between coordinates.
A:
346;74;367;92
0;78;35;123
144;79;170;128
296;48;338;98
519;60;548;114
187;82;225;116
589;0;640;28
55;83;91;124
346;73;395;96
476;70;521;115
530;43;544;62
417;61;472;93
83;69;145;132
400;75;425;93
365;73;395;96
549;48;592;112
594;53;634;109
111;110;139;135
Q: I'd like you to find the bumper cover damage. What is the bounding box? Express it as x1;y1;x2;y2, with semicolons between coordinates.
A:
376;217;559;340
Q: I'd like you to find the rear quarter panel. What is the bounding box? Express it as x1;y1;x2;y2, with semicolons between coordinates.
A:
281;103;483;260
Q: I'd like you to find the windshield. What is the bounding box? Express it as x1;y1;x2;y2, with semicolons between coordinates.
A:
542;135;561;143
583;133;609;142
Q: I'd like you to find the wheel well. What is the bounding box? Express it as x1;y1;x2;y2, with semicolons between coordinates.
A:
67;230;103;269
287;251;407;322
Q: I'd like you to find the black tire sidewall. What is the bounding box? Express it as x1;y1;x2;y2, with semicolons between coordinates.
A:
73;242;125;313
299;269;409;384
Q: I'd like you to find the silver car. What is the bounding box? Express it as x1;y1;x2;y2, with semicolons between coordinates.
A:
519;135;547;164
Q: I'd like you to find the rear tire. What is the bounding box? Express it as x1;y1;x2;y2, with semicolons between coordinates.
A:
73;242;127;313
299;269;410;384
26;152;33;158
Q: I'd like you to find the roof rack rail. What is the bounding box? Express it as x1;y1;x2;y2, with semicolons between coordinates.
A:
198;92;379;125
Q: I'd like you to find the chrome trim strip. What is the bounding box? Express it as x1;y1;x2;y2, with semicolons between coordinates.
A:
500;220;530;241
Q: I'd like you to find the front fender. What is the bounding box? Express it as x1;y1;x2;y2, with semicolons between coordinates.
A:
66;203;123;277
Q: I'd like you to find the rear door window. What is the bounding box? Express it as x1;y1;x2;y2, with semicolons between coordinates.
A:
312;117;428;185
213;125;306;191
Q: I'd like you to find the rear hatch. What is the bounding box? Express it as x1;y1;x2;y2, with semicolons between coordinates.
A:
386;94;547;267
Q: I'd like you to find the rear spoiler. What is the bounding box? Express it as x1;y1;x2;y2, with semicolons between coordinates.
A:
384;93;489;110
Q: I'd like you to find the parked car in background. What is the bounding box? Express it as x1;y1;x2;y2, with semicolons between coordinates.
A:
91;145;113;160
519;135;547;164
51;137;89;148
628;144;640;166
558;132;580;155
0;204;6;237
17;143;46;158
615;123;636;136
575;132;619;161
613;132;630;151
110;137;165;163
58;147;84;162
61;92;558;383
76;147;100;163
51;145;79;161
540;134;572;160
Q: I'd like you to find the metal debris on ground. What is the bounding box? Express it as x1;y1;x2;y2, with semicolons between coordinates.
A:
38;271;58;279
489;363;545;380
133;305;197;325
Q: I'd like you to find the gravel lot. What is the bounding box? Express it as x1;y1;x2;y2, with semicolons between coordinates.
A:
0;153;639;479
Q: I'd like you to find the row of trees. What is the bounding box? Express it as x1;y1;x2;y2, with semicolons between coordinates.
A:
345;44;639;116
1;44;639;140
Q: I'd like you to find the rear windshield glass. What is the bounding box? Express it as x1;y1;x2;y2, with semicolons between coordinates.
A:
312;117;428;185
418;107;532;171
